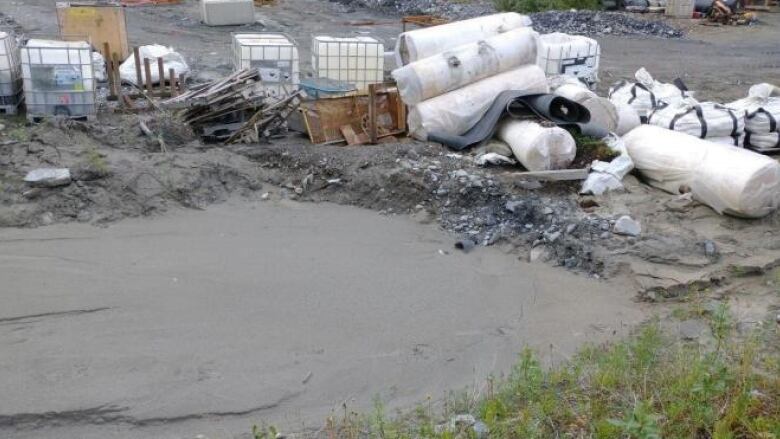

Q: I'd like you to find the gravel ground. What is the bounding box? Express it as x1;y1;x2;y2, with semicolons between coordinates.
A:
332;0;685;38
530;10;684;37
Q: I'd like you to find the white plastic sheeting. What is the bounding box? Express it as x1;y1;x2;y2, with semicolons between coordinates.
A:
120;45;190;86
408;64;548;140
648;99;745;147
92;51;106;82
392;27;538;105
609;68;690;119
498;120;576;171
581;135;634;195
728;83;780;152
624;125;780;218
394;13;531;66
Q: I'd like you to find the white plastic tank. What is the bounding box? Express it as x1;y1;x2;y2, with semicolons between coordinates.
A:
21;39;96;120
537;33;600;88
0;32;21;100
312;36;384;93
232;33;300;98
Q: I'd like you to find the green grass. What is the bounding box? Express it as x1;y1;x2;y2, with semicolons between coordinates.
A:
288;310;779;439
494;0;600;13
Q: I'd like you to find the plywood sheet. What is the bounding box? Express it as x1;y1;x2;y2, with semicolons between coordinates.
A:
57;3;130;60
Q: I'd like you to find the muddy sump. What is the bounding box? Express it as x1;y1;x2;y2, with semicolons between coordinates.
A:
230;137;616;274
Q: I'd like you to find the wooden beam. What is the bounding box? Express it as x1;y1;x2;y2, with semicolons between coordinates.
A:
143;58;153;93
133;46;142;87
508;168;590;181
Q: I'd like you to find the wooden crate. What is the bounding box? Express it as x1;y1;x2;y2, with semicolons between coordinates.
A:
56;2;130;59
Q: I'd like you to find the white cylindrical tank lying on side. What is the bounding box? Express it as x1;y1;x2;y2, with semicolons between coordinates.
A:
498;120;576;171
408;64;548;140
392;27;538;105
394;12;531;67
623;125;780;218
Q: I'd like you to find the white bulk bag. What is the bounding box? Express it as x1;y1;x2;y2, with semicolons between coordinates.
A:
498;120;576;171
615;103;641;136
120;44;190;86
394;13;531;66
392;27;538;105
727;83;780;151
608;67;690;119
624;125;780;218
407;64;548;140
648;99;745;147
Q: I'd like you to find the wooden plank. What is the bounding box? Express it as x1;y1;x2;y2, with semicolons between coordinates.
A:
111;52;122;98
367;83;378;144
104;42;116;99
508;168;590;181
133;46;142;86
340;125;362;145
143;58;153;93
157;57;165;93
57;4;130;59
169;68;178;97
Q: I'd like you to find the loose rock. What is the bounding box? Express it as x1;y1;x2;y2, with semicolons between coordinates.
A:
613;215;641;237
24;168;72;188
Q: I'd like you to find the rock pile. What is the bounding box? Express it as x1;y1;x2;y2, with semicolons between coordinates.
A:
530;10;684;38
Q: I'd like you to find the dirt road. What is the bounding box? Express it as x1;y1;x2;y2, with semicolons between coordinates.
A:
0;199;644;438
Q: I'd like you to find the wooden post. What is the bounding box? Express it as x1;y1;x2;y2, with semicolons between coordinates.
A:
157;57;165;94
111;52;122;98
169;68;178;97
103;42;116;99
367;83;378;144
178;72;186;93
143;58;153;93
133;46;142;87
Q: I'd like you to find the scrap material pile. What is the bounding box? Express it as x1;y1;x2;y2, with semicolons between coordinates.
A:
383;12;780;218
707;0;757;24
161;69;301;143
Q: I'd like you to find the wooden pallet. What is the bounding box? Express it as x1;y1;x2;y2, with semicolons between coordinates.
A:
27;114;97;124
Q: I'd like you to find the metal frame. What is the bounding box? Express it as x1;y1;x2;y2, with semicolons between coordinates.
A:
21;39;97;120
232;32;300;98
311;35;384;94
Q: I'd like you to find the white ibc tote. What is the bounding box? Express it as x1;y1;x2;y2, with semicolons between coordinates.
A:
394;13;531;66
407;64;548;140
536;33;600;87
498;120;576;171
312;36;384;93
624;125;780;218
392;27;538;105
233;33;300;97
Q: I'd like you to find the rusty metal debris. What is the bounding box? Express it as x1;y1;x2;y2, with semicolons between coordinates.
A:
707;0;759;24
